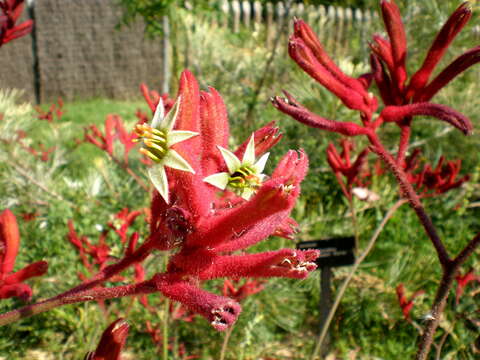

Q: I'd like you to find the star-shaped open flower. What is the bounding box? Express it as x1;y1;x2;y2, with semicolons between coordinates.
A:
203;135;269;200
135;96;198;203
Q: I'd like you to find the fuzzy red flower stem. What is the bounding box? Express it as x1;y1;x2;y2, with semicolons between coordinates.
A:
0;279;158;327
396;118;412;165
368;134;451;267
47;238;156;301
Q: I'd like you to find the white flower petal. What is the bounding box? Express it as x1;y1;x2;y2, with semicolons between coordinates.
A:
203;172;230;190
164;149;195;173
162;96;182;131
241;188;255;200
168;130;199;146
151;98;165;128
218;146;241;173
242;135;256;165
148;166;169;203
253;152;270;174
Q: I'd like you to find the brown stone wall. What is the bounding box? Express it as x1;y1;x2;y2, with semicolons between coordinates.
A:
0;12;36;102
35;0;165;102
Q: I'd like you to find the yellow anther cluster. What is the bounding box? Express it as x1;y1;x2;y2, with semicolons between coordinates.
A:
134;124;168;163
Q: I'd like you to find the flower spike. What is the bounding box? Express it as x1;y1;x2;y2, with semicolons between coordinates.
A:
135;96;199;203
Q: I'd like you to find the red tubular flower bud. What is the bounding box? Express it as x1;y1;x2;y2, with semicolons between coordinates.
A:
407;2;472;99
234;121;282;159
288;38;369;113
156;277;241;331
273;217;298;240
380;0;408;90
170;70;212;218
104;115;116;156
199;87;230;175
0;283;32;300
380;103;473;135
4;260;48;285
198;249;319;280
86;318;130;360
415;45;480;102
140;83;160;113
0;209;19;275
271;91;371;137
293;19;367;95
369;35;395;73
370;54;399;105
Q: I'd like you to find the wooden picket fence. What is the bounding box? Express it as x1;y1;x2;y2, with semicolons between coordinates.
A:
212;0;379;57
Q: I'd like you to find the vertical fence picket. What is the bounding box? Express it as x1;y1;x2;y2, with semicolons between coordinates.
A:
232;0;240;33
265;2;274;48
325;6;336;55
219;0;229;29
342;7;353;57
335;7;345;57
242;1;251;28
274;1;286;48
253;1;262;31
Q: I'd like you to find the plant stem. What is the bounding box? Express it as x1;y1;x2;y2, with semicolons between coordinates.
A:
368;134;450;267
163;298;170;360
310;199;407;360
220;325;234;360
0;279;157;327
416;232;480;360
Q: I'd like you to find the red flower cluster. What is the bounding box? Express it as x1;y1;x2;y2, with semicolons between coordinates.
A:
140;83;174;115
272;1;476;163
0;0;32;47
455;269;480;305
84;114;140;166
403;150;469;197
0;209;47;300
35;98;64;123
396;283;425;321
326;139;370;199
140;70;319;330
222;278;265;302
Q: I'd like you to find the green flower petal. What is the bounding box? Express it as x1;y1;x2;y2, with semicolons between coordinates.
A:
203;172;230;190
242;135;256;165
218;146;241;173
240;188;255;200
151;98;165;128
168;130;199;146
162;96;182;131
148;165;169;203
164;149;195;173
253;152;270;174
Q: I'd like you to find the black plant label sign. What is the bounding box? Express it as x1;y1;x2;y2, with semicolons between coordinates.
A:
297;236;355;268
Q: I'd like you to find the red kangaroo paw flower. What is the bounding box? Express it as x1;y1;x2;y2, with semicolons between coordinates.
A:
85;318;129;360
380;0;408;90
170;70;212;218
271;92;370;137
369;35;395;73
455;269;480;305
221;279;265;302
288;37;370;113
396;283;425;321
234;121;282;160
293;18;367;95
140;83;161;114
380;103;473;135
0;209;19;275
195;151;307;252
3;261;48;285
156;277;241;331
415;45;480;102
199;87;230;175
199;249;319;280
407;3;472;99
0;283;32;300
